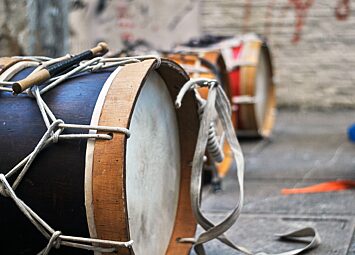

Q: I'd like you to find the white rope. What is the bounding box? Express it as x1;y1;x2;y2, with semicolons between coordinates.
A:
12;56;52;61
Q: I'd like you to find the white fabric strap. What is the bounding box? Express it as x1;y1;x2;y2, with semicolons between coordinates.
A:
175;78;321;255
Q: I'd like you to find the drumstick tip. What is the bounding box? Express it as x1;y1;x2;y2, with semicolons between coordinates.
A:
97;42;109;54
12;83;22;95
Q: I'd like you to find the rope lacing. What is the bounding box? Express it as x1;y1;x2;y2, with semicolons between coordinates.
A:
0;54;163;253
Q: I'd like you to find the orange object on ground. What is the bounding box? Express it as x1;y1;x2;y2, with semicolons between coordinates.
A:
282;180;355;195
215;143;234;178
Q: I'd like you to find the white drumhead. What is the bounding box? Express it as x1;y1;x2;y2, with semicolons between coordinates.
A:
254;50;269;130
126;71;181;255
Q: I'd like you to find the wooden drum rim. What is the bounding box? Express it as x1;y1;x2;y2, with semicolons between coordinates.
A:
85;59;199;255
259;44;276;138
231;39;276;138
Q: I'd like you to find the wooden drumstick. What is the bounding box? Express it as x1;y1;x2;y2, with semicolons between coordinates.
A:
12;42;109;94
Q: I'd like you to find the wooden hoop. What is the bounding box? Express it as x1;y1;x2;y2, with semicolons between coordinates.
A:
87;59;199;255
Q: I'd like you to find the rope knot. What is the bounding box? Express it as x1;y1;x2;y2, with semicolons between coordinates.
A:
0;174;8;197
52;231;62;249
42;231;62;255
27;86;39;98
51;119;65;143
153;56;162;69
51;132;60;144
91;62;104;72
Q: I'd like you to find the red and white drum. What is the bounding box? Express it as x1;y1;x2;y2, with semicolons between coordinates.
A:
220;34;276;138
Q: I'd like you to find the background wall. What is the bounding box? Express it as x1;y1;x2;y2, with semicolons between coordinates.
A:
0;0;354;109
201;0;354;109
0;0;68;57
69;0;200;53
0;1;28;56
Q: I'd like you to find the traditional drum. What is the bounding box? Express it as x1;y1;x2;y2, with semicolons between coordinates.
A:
177;34;276;138
219;34;276;138
0;56;199;254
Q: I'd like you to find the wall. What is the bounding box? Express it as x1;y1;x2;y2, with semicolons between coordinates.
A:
69;0;201;53
202;0;355;109
0;0;68;57
0;1;28;56
0;0;353;109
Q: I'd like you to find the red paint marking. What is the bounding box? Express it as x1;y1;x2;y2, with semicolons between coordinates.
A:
288;0;315;43
121;32;134;42
282;180;355;195
229;46;243;97
335;0;350;20
229;46;243;128
116;2;135;44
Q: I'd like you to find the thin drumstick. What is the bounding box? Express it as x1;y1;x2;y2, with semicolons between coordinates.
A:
12;42;109;94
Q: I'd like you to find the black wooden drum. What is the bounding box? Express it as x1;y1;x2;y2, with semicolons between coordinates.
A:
0;57;199;255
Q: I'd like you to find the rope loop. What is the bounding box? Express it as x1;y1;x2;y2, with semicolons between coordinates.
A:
175;78;219;109
41;231;62;255
153;56;162;69
52;119;65;131
51;120;65;143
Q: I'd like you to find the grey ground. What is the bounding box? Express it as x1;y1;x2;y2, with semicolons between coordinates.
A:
195;110;355;255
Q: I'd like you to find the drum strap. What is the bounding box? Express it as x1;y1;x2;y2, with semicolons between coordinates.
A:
175;78;321;255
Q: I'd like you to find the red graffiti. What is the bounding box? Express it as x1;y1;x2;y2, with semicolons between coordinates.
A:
116;2;136;43
288;0;315;43
335;0;350;20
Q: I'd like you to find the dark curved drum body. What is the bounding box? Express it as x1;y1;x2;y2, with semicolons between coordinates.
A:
0;59;199;255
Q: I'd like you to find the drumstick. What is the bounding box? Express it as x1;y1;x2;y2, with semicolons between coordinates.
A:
12;42;109;94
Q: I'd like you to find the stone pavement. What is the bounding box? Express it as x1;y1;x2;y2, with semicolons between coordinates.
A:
196;110;355;255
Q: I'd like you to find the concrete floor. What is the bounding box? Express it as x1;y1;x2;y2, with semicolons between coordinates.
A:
196;110;355;255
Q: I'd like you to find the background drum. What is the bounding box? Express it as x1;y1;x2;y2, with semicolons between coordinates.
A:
220;34;276;138
176;34;276;138
0;58;199;255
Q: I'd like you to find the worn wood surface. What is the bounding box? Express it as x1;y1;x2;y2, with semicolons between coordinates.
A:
225;39;276;137
91;59;199;255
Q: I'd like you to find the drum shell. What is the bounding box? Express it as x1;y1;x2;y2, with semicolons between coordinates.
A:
0;59;199;255
221;37;276;138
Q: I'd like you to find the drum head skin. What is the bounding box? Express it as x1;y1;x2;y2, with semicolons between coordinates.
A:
86;59;199;255
255;46;276;138
255;48;270;132
126;71;180;255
